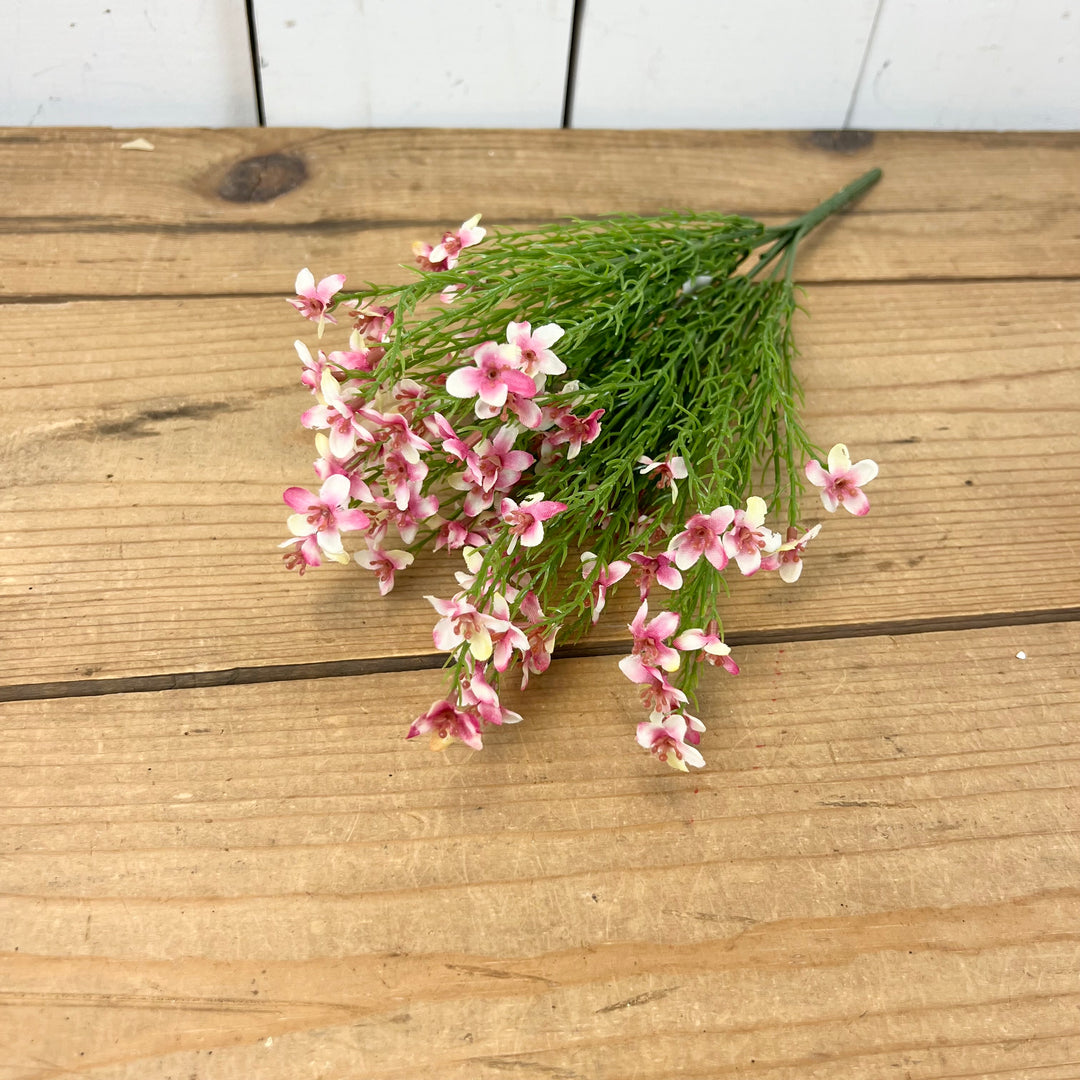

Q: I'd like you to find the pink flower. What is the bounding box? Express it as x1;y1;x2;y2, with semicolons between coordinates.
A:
365;411;432;463
312;441;376;504
627;551;683;599
287;268;348;337
429;214;486;268
461;665;524;728
500;493;568;553
434;519;489;552
372;488;439;545
722;497;781;576
425;411;475;462
667;506;735;571
380;450;428;511
408;699;483;751
544;407;604;461
618;655;688;715
637;455;689;502
682;710;707;746
279;533;322;574
296;339;329;391
353;544;414;595
674;622;739;676
628;601;681;672
805;444;878;516
581;552;632;623
462;426;535;494
475;390;544;429
505;320;567;378
352;302;394;343
765;524;822;583
301;370;376;459
283;473;370;558
445;342;538;414
486;594;530;672
636;715;705;771
518;590;558;689
389;378;426;417
328;342;384;375
426;596;509;662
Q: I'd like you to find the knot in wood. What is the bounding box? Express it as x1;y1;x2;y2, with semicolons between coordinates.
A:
218;153;307;203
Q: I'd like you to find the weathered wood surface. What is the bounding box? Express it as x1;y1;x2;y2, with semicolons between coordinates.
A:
2;624;1078;1078
3;281;1078;688
4;129;1080;1080
2;130;1080;298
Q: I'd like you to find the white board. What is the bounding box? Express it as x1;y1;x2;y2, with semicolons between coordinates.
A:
253;0;575;127
0;0;258;127
568;0;881;129
850;0;1080;130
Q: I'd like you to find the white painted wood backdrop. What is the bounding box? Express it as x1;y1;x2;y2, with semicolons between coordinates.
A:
2;0;1078;129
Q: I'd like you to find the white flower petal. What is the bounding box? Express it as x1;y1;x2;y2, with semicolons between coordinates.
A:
827;443;852;473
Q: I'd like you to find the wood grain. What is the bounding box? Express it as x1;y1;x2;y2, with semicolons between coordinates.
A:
3;281;1078;689
2;623;1078;1078
1;130;1079;298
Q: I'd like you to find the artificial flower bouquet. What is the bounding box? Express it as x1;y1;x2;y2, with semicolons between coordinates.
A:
280;170;881;770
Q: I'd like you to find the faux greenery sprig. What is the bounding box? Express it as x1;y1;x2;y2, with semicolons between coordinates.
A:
281;169;881;769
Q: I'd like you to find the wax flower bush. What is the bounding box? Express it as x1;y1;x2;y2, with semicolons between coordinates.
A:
281;172;882;771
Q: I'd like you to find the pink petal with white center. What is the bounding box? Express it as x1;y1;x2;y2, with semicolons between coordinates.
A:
849;459;879;486
673;629;707;651
445;366;484;399
677;740;706;770
476;380;508;410
702;639;731;657
328;426;356;460
431;623;462;651
672;545;701;572
282;485;316;512
648;609;680;641
655;563;683;590
318;273;346;299
318;473;351;507
425;595;458;618
618;654;657;684
733;547;762;576
704;543;729;572
841;487;871;516
804;459;831;488
520;518;546;547
818;487;840;513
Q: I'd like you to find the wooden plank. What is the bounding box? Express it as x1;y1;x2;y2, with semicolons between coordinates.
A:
851;0;1080;131
0;2;257;127
1;130;1079;297
253;0;574;128
570;0;879;129
2;281;1079;688
2;623;1078;1077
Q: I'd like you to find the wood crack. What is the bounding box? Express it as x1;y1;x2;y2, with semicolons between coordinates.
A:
1;606;1078;704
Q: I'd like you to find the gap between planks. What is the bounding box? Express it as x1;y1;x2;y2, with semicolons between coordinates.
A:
4;605;1078;705
5;273;1080;306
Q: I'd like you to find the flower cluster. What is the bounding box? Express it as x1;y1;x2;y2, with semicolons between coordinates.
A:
280;179;883;771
